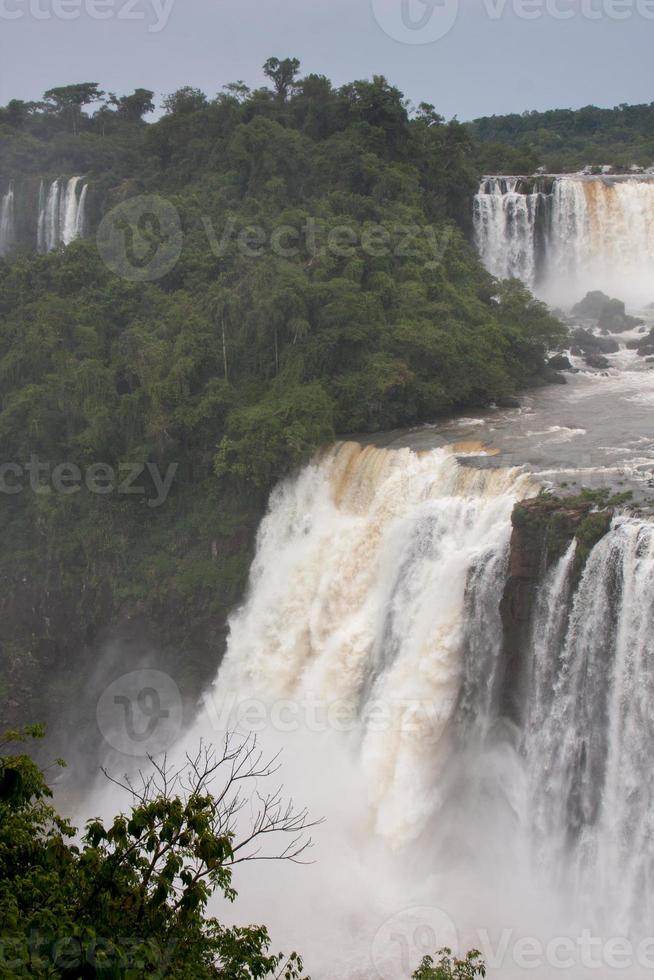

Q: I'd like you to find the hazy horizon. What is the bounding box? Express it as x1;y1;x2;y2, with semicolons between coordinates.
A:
1;0;652;121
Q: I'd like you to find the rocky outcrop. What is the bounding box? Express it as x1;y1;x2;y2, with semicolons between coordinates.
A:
626;328;654;357
548;353;572;371
572;290;643;333
570;327;619;356
499;491;618;723
583;352;610;369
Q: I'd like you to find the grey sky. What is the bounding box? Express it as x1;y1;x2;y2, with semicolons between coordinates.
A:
0;0;652;120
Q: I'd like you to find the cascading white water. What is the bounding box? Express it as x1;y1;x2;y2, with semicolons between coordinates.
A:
93;443;654;977
210;442;533;846
473;177;547;288
37;176;88;252
0;183;15;257
525;518;654;936
473;175;654;307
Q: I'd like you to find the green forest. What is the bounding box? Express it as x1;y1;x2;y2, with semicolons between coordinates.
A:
0;59;565;748
469;101;654;173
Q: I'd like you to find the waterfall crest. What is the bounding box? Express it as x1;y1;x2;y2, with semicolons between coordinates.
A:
137;445;654;975
211;442;534;844
474;174;654;306
473;177;548;287
0;183;15;257
37;176;88;253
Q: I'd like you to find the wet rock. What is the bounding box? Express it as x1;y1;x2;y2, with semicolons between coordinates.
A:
548;353;572;370
500;494;616;724
572;291;643;332
626;328;654;356
542;366;567;384
584;353;610;369
598;299;643;333
496;395;521;408
572;290;611;319
571;328;619;355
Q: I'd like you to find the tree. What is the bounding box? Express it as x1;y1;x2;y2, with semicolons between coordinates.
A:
110;88;156;123
263;58;301;102
0;726;316;978
412;949;486;979
42;82;105;135
162;86;208;115
222;81;252;104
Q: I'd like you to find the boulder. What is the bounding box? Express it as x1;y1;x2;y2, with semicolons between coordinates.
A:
548;353;572;370
541;367;567;385
572;290;611;319
598;299;643;333
572;291;643;332
626;329;654;356
584;353;610;369
496;395;521;408
571;328;619;355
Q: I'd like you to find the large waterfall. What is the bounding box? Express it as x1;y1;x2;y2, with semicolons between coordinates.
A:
0;183;15;256
162;441;654;978
474;175;654;306
525;520;654;936
37;176;88;253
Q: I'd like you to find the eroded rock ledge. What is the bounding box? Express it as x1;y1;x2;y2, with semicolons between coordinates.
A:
499;490;629;721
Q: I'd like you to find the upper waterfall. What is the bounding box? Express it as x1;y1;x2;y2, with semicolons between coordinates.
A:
0;183;15;257
474;174;654;307
37;176;88;253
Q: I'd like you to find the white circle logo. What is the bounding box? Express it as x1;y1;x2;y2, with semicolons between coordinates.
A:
96;669;183;757
371;0;460;43
96;194;183;282
371;905;458;979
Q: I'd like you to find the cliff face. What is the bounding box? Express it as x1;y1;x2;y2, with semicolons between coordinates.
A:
499;492;617;722
0;505;261;774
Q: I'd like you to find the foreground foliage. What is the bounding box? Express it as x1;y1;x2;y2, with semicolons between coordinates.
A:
0;727;485;979
0;726;313;978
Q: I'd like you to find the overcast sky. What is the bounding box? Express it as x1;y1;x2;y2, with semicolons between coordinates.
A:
0;0;652;120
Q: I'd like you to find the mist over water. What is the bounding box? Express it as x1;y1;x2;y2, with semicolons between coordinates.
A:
474;175;654;308
105;443;653;979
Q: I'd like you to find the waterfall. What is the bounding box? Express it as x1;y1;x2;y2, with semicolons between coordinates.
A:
525;518;654;934
37;176;88;252
208;443;532;844
473;175;654;306
473;177;548;289
94;444;654;976
0;183;15;257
